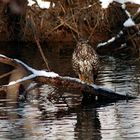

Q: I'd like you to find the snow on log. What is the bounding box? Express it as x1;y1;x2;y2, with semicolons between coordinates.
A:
99;0;140;9
96;2;140;52
0;54;136;102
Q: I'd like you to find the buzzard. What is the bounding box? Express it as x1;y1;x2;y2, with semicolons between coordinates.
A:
72;41;99;84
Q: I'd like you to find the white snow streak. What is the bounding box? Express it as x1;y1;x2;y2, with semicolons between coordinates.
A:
123;18;135;27
99;0;140;9
14;59;59;78
0;54;59;85
27;0;55;9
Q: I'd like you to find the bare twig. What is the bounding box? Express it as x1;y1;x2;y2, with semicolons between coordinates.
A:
88;20;99;42
59;1;66;15
0;71;13;80
35;38;50;71
65;22;79;35
59;1;79;42
28;15;50;71
46;2;97;37
70;7;79;40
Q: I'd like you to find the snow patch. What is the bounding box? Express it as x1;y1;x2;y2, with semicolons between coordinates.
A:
123;18;135;27
8;74;36;86
97;37;115;47
121;43;127;47
123;0;140;5
34;70;59;77
121;4;136;27
27;0;55;9
27;0;36;6
88;5;92;8
14;59;59;78
0;54;8;58
0;54;59;86
99;0;113;8
97;30;123;48
63;76;85;84
99;0;140;9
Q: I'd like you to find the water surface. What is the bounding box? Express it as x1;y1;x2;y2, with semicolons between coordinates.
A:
0;43;140;140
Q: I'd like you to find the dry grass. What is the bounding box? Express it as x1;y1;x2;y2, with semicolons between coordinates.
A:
0;0;139;51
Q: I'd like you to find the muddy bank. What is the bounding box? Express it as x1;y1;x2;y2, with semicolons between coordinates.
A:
0;0;140;51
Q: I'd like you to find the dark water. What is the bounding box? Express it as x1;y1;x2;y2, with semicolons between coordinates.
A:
0;43;140;140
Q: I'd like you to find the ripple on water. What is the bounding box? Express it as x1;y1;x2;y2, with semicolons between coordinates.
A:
0;52;140;139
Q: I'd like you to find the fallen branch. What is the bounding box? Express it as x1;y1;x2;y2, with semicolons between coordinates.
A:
97;30;124;48
0;71;13;80
97;4;140;50
0;54;136;102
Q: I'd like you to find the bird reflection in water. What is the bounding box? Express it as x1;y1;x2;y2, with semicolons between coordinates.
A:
75;106;101;140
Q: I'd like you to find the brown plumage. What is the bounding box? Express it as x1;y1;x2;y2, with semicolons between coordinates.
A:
72;41;99;84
